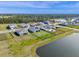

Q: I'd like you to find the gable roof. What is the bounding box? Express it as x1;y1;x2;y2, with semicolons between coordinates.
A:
29;26;40;32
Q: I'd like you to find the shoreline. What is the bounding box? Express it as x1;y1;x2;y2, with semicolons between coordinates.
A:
31;30;74;57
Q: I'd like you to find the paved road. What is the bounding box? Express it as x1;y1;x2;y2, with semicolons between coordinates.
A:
64;27;79;31
0;28;28;34
56;25;79;31
0;29;19;34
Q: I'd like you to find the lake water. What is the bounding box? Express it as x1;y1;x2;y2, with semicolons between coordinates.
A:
36;33;79;57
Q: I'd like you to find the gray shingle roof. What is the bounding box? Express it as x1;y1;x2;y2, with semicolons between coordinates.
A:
28;26;40;32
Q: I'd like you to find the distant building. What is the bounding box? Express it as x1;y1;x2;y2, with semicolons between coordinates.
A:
28;26;40;33
0;16;12;18
49;19;55;23
42;21;52;25
59;18;79;26
8;24;17;29
43;21;49;24
19;23;30;28
30;23;36;27
68;18;79;25
30;23;42;27
37;22;46;26
55;19;67;24
75;18;79;23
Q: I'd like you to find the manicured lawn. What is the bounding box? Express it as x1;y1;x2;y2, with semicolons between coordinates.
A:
31;30;51;38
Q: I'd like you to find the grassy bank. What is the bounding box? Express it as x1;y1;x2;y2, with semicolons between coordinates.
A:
8;31;51;56
31;29;74;57
68;25;79;29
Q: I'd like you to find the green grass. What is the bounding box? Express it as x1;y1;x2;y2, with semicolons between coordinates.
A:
32;30;50;37
0;33;14;56
8;31;52;56
9;43;24;56
20;31;52;47
68;25;79;29
20;39;39;46
0;24;8;31
0;24;23;31
0;33;12;41
31;30;52;40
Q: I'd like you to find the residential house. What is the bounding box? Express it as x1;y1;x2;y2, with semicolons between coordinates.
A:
66;18;79;25
15;28;28;36
71;18;79;25
37;22;46;26
42;21;52;25
28;26;40;33
29;23;34;26
19;23;30;28
54;19;67;24
41;25;56;32
8;24;17;29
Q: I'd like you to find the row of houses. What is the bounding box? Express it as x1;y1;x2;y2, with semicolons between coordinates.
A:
8;17;79;36
52;18;79;26
7;21;56;36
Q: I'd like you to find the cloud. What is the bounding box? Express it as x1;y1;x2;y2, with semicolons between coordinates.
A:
54;2;79;9
0;1;79;14
0;1;60;8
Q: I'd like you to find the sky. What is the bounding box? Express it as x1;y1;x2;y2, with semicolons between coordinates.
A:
0;1;79;14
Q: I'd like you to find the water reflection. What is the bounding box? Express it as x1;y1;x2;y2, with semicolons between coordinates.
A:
37;33;79;57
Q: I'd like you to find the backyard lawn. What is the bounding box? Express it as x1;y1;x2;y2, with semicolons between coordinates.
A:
31;30;52;39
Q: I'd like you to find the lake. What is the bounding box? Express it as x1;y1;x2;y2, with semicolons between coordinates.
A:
36;33;79;57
